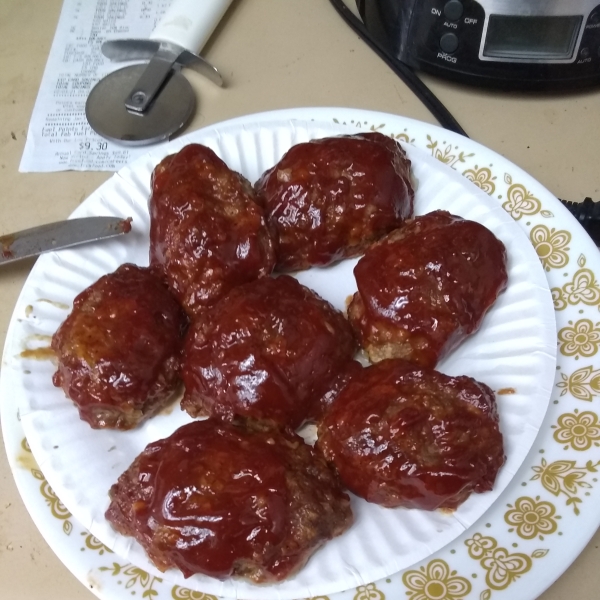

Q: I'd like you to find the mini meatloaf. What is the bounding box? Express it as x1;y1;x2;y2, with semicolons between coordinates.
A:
51;264;187;430
106;419;353;582
149;143;275;317
254;132;414;271
348;210;508;368
317;359;505;511
181;275;357;429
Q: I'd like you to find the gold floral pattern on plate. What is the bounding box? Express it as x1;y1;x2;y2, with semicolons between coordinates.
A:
530;225;571;271
504;496;560;540
531;458;600;515
353;583;385;600
552;268;600;311
98;562;162;596
500;174;542;220
425;135;474;169
461;166;496;196
402;559;471;600
171;589;219;600
5;109;600;600
558;319;600;358
552;410;600;451
464;534;538;592
82;532;112;555
556;365;600;401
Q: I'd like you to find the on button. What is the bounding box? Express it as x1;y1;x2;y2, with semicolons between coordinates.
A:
444;0;464;21
440;32;459;53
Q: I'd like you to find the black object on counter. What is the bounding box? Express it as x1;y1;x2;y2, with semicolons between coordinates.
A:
328;0;468;136
561;198;600;247
328;0;599;246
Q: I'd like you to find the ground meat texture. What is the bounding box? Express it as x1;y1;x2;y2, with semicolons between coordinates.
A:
149;143;275;317
105;420;353;582
254;132;414;272
51;264;187;430
348;210;508;368
181;275;357;430
317;359;505;511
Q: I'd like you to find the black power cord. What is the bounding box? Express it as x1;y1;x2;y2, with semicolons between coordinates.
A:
328;0;468;137
328;0;599;245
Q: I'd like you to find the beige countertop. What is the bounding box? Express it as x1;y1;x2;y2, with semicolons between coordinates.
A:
1;0;599;598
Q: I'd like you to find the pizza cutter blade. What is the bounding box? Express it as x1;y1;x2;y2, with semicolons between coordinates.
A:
86;63;195;146
85;0;233;146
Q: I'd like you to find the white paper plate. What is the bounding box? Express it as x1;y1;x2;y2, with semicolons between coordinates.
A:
5;111;558;600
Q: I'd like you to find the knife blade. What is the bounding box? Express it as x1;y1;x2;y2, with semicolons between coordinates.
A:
0;216;132;265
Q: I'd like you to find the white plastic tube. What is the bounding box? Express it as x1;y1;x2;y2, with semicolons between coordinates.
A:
150;0;234;52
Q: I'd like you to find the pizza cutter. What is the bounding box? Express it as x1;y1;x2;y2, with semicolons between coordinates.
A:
86;0;233;146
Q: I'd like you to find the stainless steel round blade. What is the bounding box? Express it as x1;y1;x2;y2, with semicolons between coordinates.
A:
85;64;195;146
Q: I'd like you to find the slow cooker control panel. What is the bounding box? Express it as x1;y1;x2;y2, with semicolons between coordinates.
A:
406;0;485;68
402;0;600;88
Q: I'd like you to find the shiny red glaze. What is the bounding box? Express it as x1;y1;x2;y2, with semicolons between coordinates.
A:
308;358;364;422
181;275;357;429
317;359;505;510
106;420;353;582
149;143;275;317
255;132;414;271
348;210;508;368
51;264;187;430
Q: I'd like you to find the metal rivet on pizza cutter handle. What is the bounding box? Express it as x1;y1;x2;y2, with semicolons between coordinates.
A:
86;0;234;146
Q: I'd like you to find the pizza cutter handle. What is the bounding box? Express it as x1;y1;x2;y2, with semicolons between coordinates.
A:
150;0;234;53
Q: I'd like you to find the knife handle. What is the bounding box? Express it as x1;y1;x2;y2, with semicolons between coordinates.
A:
150;0;234;53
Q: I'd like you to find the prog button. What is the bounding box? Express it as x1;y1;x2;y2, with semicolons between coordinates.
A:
440;32;459;53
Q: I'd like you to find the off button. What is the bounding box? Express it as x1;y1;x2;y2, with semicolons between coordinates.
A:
440;32;459;53
444;0;464;21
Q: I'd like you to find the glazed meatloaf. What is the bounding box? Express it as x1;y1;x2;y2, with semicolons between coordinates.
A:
181;274;357;430
348;210;508;368
317;359;505;511
105;419;353;582
51;264;187;430
254;132;414;271
149;143;275;317
308;359;364;422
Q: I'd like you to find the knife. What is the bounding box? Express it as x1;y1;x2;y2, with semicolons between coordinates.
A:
0;216;132;265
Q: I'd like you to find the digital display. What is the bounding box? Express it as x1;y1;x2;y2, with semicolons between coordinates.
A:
484;15;582;60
